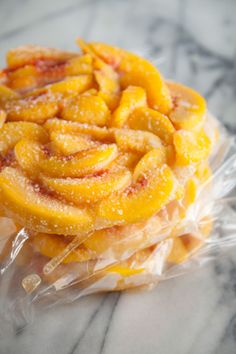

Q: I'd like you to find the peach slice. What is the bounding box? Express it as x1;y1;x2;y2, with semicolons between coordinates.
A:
6;65;39;91
167;237;188;264
0;167;94;235
128;107;175;144
174;128;211;166
4;94;59;123
44;118;112;141
6;45;76;69
50;132;98;155
61;94;110;126
65;54;93;75
133;148;166;182
87;42;172;114
110;86;146;127
0;110;6;129
32;233;95;263
0;122;48;155
14;139;43;176
47;75;93;95
167;81;206;130
97;164;174;224
195;161;211;184
114;152;141;170
0;84;19;101
114;128;162;154
39;144;118;178
40;168;131;204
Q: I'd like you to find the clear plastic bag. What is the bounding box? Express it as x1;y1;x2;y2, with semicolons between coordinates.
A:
1;112;236;334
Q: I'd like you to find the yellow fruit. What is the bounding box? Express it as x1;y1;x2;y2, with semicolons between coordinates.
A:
47;75;93;95
133;148;166;182
39;144;118;177
114;128;162;154
14;139;43;177
61;94;110;126
114;152;141;170
174;129;211;165
7;65;38;91
110;86;146;127
167;81;206;130
0;110;6;128
40;167;131;204
128;107;175;144
97;164;174;224
0;122;48;155
50;132;98;155
65;54;93;75
0;167;94;235
0;84;19;101
167;237;188;264
87;41;172;114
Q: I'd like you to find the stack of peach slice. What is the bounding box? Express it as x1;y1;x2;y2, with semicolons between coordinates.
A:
0;39;216;293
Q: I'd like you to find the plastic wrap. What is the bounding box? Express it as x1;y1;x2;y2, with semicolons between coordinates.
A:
0;39;236;332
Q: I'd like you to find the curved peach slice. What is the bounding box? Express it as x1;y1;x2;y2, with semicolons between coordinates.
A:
110;86;146;127
39;144;118;178
50;132;98;155
40;168;131;204
128;107;175;144
133;148;166;182
167;81;206;130
14;139;43;177
47;75;93;95
195;161;211;184
0;110;6;129
0;122;48;155
0;84;19;101
6;45;76;69
87;42;172;114
96;164;174;224
61;94;110;126
44;118;112;141
65;54;93;75
32;233;95;263
114;128;162;154
7;65;39;91
167;237;188;264
174;128;211;166
182;178;197;208
4;94;59;123
114;152;141;170
0;167;94;235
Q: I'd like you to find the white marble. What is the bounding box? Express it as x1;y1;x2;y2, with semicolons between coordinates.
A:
0;0;236;353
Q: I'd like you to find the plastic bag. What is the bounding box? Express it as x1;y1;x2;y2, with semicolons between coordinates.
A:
0;40;236;333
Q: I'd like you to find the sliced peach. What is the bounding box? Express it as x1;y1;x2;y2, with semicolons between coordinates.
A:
114;152;141;170
0;110;6;129
44;118;112;141
182;178;197;208
195;161;212;184
65;54;93;75
87;41;172;113
50;132;98;155
114;128;162;154
0;122;48;155
174;128;211;166
14;139;43;176
4;94;59;123
7;65;39;91
133;148;166;182
39;144;118;178
167;81;206;130
61;94;110;126
97;164;174;224
32;233;95;263
47;75;93;95
110;86;146;127
0;84;19;101
0;167;94;235
167;237;188;264
128;107;175;144
40;168;131;204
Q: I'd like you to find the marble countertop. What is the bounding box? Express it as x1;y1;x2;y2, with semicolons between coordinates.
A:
0;0;236;353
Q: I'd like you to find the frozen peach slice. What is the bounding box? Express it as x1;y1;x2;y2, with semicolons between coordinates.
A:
97;164;174;224
6;45;76;69
114;152;141;170
65;54;93;75
7;65;39;91
110;86;146;127
14;139;43;177
61;94;110;126
47;75;93;95
32;233;95;263
133;148;166;182
167;81;206;130
39;144;118;178
128;107;175;144
44;118;112;141
88;42;172;113
0;122;48;155
195;161;211;184
0;84;19;101
0;110;6;129
174;128;211;165
167;237;188;264
4;94;59;123
50;132;98;155
0;167;94;235
40;168;131;204
114;128;162;154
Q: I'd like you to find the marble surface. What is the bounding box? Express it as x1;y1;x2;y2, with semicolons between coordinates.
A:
0;0;236;353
